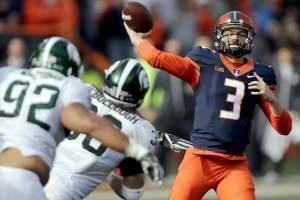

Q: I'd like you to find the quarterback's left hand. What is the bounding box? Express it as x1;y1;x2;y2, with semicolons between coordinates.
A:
248;72;277;103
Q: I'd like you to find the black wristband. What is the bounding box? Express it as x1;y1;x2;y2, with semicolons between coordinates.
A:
119;158;143;177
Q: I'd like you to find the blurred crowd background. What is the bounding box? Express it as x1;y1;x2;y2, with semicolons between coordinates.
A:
0;0;300;183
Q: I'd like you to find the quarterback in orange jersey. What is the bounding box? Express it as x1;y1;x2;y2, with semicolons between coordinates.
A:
124;11;292;200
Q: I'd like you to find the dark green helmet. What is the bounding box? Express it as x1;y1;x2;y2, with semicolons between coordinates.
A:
28;37;83;77
103;58;150;108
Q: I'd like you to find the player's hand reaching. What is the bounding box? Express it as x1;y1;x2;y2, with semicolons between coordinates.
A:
158;131;193;152
125;139;164;185
248;72;277;103
123;22;147;46
140;153;164;185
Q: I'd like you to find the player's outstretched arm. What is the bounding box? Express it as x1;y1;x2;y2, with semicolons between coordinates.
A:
61;103;129;153
61;103;164;184
124;22;200;86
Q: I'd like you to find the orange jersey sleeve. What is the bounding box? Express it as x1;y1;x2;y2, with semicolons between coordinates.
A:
137;41;200;86
259;96;292;135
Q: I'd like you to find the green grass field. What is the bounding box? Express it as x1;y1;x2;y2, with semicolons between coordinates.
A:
88;193;300;200
88;178;300;200
200;198;297;200
87;159;300;200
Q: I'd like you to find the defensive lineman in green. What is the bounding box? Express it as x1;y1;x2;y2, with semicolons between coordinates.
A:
45;58;192;200
45;59;157;200
0;37;163;200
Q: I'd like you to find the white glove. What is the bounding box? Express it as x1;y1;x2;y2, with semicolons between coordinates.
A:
140;153;164;185
158;131;193;152
126;139;164;185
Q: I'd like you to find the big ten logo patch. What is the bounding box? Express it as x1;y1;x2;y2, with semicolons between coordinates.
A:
214;66;225;73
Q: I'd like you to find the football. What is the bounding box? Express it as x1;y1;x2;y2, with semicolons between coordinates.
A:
122;2;153;34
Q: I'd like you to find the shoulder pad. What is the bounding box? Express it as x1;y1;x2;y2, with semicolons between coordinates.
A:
186;46;219;66
254;63;277;86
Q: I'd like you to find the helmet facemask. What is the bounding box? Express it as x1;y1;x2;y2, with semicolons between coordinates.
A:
214;11;256;58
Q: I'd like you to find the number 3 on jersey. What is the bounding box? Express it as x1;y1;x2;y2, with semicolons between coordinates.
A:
0;81;59;131
220;78;245;120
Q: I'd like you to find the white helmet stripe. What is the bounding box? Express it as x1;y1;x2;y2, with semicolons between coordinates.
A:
116;59;138;97
105;60;120;76
42;37;61;67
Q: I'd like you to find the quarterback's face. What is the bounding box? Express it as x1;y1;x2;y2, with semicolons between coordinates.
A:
223;28;248;47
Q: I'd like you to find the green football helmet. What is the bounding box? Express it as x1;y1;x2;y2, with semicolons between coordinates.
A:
103;58;150;108
28;37;83;77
